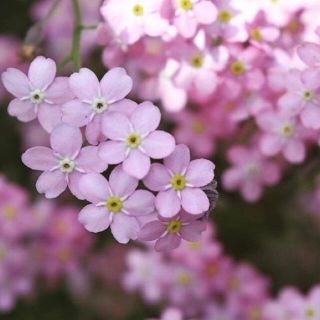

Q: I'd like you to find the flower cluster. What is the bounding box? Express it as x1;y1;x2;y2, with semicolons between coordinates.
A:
1;56;216;249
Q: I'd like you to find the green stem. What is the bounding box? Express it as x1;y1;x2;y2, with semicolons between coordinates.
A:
81;24;98;30
71;0;82;72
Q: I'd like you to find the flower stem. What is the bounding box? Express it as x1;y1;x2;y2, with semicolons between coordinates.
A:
71;0;82;72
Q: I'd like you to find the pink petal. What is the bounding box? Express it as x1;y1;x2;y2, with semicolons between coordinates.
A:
1;68;30;98
194;70;217;98
50;124;82;156
131;101;161;135
36;170;67;198
260;134;283;157
180;220;206;241
222;168;242;190
142;131;176;159
78;204;110;233
193;1;217;24
101;111;130;140
155;233;181;251
155;189;181;218
109;165;138;197
181;187;209;215
139;221;166;241
100;67;132;103
175;13;197;38
38;103;62;133
8;99;36;122
123;190;155;216
241;181;262;202
297;43;320;67
22;146;56;171
45;77;74;104
300;105;320;129
69;68;100;101
143;163;171;191
123;149;151;179
79;173;111;204
143;13;168;37
164;144;190;174
62;100;92;127
85;115;104;145
111;214;140;244
185;159;215;187
108;98;138;117
68;171;85;200
28;56;56;90
278;93;302;117
99;141;127;164
283;140;305;164
76;146;108;173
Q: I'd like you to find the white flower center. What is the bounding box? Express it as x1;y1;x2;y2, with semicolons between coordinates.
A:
59;158;75;173
92;97;108;114
30;89;45;104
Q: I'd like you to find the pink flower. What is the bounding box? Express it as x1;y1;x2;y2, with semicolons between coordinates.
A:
297;39;320;69
143;144;215;217
78;166;155;243
101;0;169;45
222;145;281;202
173;0;217;38
99;101;175;179
256;110;307;164
62;67;133;145
278;69;320;130
139;211;207;251
21;124;108;199
1;56;72;132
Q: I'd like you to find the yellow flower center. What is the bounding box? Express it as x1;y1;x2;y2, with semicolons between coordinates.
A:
106;196;123;213
218;10;232;23
248;307;262;320
250;28;262;42
230;61;245;75
179;0;193;11
281;123;294;137
167;219;182;233
191;119;205;134
303;90;314;101
59;158;75;173
126;132;141;149
177;271;191;286
0;245;6;260
228;276;240;289
2;205;17;219
171;174;186;191
287;20;300;33
206;262;220;277
190;54;204;68
56;248;71;262
132;4;144;16
306;308;316;318
187;241;201;250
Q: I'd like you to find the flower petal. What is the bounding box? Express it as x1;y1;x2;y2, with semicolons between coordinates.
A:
123;149;151;179
111;214;140;244
50;124;82;156
8;99;36;122
62;100;92;127
1;68;30;98
283;140;305;164
164;144;190;174
45;77;74;103
76;146;108;173
185;159;215;187
142;131;175;159
181;188;209;215
79;173;111;203
155;189;181;218
28;56;56;90
99;141;127;164
68;171;85;200
38;103;62;133
36;170;67;198
143;163;171;191
69;68;100;101
100;67;132;103
131;101;161;135
22;146;56;171
123;190;155;216
78;204;110;233
180;220;206;241
109;165;138;197
101;111;130;140
138;221;166;241
155;233;181;251
108;98;138;117
85;115;105;145
193;1;217;24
